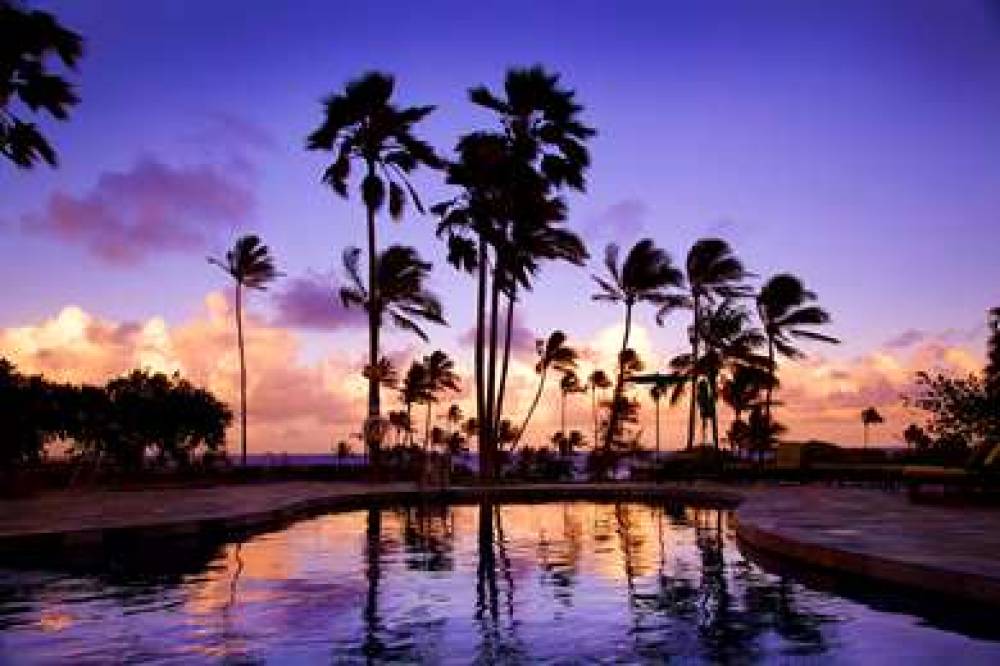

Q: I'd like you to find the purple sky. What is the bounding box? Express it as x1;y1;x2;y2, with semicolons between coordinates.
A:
3;0;1000;365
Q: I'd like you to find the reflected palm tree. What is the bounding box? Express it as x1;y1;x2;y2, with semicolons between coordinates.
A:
362;507;383;659
592;239;685;449
209;235;281;465
756;274;839;417
307;71;441;470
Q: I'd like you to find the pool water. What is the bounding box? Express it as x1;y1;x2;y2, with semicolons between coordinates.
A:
1;501;998;663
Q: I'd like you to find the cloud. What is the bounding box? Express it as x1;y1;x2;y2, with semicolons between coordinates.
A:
884;328;926;349
20;156;255;265
584;199;648;242
0;293;366;454
271;272;367;331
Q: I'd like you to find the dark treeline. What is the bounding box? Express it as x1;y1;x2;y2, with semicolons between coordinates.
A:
0;359;231;474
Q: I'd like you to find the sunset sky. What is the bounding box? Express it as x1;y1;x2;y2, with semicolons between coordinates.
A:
2;0;999;452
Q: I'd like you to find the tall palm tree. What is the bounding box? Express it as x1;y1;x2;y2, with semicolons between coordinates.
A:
592;239;684;448
209;235;281;465
513;330;578;451
678;239;752;450
1;1;83;169
558;370;584;437
586;369;612;450
861;406;884;447
422;350;460;447
757;274;839;417
307;71;441;469
436;66;593;482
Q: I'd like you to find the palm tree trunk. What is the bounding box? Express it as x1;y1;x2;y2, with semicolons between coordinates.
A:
494;290;515;436
485;260;501;479
235;283;247;465
406;402;413;446
766;336;775;419
425;402;432;451
561;391;566;437
365;159;381;470
475;240;489;480
605;303;633;449
686;296;700;450
512;367;548;452
655;398;660;457
709;374;720;449
591;386;598;452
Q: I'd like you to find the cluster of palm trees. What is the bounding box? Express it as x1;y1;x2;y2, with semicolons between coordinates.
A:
591;236;839;457
203;66;839;477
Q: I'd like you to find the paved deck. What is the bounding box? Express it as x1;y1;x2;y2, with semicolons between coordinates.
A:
735;485;1000;606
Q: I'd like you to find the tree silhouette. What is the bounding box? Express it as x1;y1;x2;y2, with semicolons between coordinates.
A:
670;299;768;448
307;71;441;471
1;1;82;169
592;239;684;449
436;66;592;481
680;239;752;450
586;369;612;451
513;330;577;451
861;406;884;447
208;234;281;465
986;307;1000;400
400;361;432;447
757;274;838;417
421;350;460;448
558;370;584;438
650;384;664;456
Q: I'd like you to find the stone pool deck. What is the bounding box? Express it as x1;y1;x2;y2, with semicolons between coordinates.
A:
1;481;999;606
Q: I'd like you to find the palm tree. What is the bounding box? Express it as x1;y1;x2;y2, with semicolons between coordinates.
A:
307;71;441;469
744;405;786;462
436;66;593;482
558;370;584;437
341;244;446;456
513;330;578;450
720;364;775;452
670;299;768;449
422;350;460;448
592;239;684;448
586;369;612;450
363;357;399;393
400;362;431;447
208;235;281;465
1;2;83;169
387;409;410;447
757;274;839;417
861;406;884;447
679;239;752;450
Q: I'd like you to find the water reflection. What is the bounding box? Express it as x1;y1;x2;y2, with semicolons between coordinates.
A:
1;501;998;663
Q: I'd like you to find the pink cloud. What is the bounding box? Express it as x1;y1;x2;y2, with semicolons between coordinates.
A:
271;273;367;331
584;198;647;242
21;156;254;265
457;310;537;357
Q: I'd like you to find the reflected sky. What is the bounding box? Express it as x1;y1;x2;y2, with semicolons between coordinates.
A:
1;502;998;663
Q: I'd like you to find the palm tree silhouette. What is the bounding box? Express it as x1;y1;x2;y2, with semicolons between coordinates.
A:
208;234;281;465
362;357;400;393
1;2;82;169
861;406;884;447
680;239;751;450
340;244;446;345
307;71;441;470
720;364;775;452
421;350;460;448
558;370;584;438
756;274;838;417
670;299;768;448
436;66;592;481
586;369;612;450
400;362;431;447
592;239;684;449
513;330;578;451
